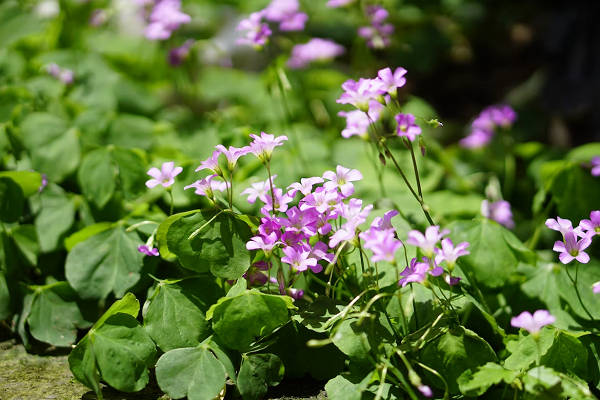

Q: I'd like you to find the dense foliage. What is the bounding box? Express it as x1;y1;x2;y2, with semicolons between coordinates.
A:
1;0;599;399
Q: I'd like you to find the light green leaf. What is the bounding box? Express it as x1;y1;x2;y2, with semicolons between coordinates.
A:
0;171;42;196
458;362;519;397
64;222;113;252
155;346;227;400
237;353;284;400
65;227;144;299
78;148;116;208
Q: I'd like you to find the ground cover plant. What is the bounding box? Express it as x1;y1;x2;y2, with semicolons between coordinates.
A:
1;0;600;399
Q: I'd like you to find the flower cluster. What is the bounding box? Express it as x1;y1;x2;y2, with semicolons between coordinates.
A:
143;0;191;41
237;0;307;48
359;210;402;263
358;5;394;49
46;63;74;85
287;38;345;69
460;105;517;148
546;211;599;264
481;199;515;228
400;226;469;286
337;67;414;140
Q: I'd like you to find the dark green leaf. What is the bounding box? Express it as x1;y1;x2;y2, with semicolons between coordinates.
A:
111;147;147;199
0;271;10;320
237;353;284;400
11;224;39;266
65;227;144;299
0;170;42;196
0;176;23;223
78;148;116;208
33;184;75;252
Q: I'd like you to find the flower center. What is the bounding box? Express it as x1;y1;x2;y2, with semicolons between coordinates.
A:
569;249;579;257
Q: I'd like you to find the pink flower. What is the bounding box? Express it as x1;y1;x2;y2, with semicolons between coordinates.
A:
237;11;272;48
358;6;394;49
593;281;600;294
337;78;386;111
241;175;277;204
459;129;493;148
287;38;345;69
591;156;600;177
511;310;555;334
360;228;402;263
287;176;324;197
246;233;279;254
195;150;222;174
377;67;407;96
552;230;592;264
138;245;159;257
281;245;318;273
184;174;225;197
46;63;74;84
398;257;442;287
545;216;585;238
146;161;183;188
395;113;421;141
144;0;191;40
215;144;251;171
434;238;469;267
322;165;363;197
418;385;433;398
249;132;288;162
579;210;600;236
481;200;515;229
263;0;307;31
406;226;449;256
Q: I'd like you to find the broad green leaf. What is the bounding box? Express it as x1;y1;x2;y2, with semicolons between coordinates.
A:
555;261;600;321
420;326;496;394
331;318;372;360
457;362;519;397
156;210;200;260
27;282;89;347
426;191;484;217
504;326;555;371
545;163;600;221
292;295;346;333
64;222;113;251
65;227;144;299
111;147;147;199
237;353;284;400
11;224;39;266
325;374;369;400
155;346;227;400
207;290;293;352
226;277;247;297
0;271;10;320
566;143;600;163
69;313;156;397
33;184;75;252
448;218;535;288
166;210;252;278
523;366;594;399
0;2;46;46
94;292;140;329
108;114;155;150
0;171;42;196
20;113;80;182
144;278;223;352
0;176;24;223
78;148;116;208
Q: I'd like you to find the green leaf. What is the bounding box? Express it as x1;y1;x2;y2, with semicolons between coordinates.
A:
10;224;39;266
448;218;535;288
69;313;156;396
523;366;595;399
420;326;497;394
555;261;600;321
111;147;147;199
292;296;346;333
325;374;369;400
458;362;519;397
33;184;75;252
0;176;24;223
65;227;144;299
95;293;140;327
155;345;227;400
0;271;10;320
20;113;80;182
545;163;600;221
237;353;284;400
0;171;42;196
504;326;555;371
27;282;89;347
330;318;372;360
78;148;116;208
108;114;155;150
64;222;113;252
144;278;223;352
156;210;199;260
166;210;252;278
207;290;293;352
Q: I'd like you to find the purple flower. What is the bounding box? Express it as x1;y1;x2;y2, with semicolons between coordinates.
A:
510;310;555;334
215;144;251;171
287;176;324;197
371;210;399;231
287;38;345;69
358;6;394;49
395;113;422;141
406;226;449;256
249;131;288;162
418;385;433;398
287;287;305;300
360;228;402;263
168;39;194;66
338;101;383;139
146;161;183;188
237;11;272;48
195;150;222;174
326;0;355;7
459;129;493;149
593;281;600;294
591;156;600;177
337;78;386;111
138;245;159;257
579;210;600;236
244;261;271;286
281;245;318;272
263;0;307;31
445;275;461;286
46;63;74;85
241;175;277;204
552;230;592;264
545;216;584;238
377;67;407;97
260;187;294;215
398;257;442;287
38;173;48;193
490;105;517;128
300;187;340;214
144;0;191;40
184;174;225;198
434;238;469;267
247;233;279;254
323;165;363;197
481;200;515;229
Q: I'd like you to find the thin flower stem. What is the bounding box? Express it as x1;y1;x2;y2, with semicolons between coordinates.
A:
188;209;226;240
168;188;174;216
565;265;597;324
407;139;423;200
265;161;276;215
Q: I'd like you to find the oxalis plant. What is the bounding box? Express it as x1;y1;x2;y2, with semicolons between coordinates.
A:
1;1;600;400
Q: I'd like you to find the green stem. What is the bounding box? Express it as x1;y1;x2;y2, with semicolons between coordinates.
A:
407;139;423;200
265;161;276;215
565;265;597;324
168;188;174;216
